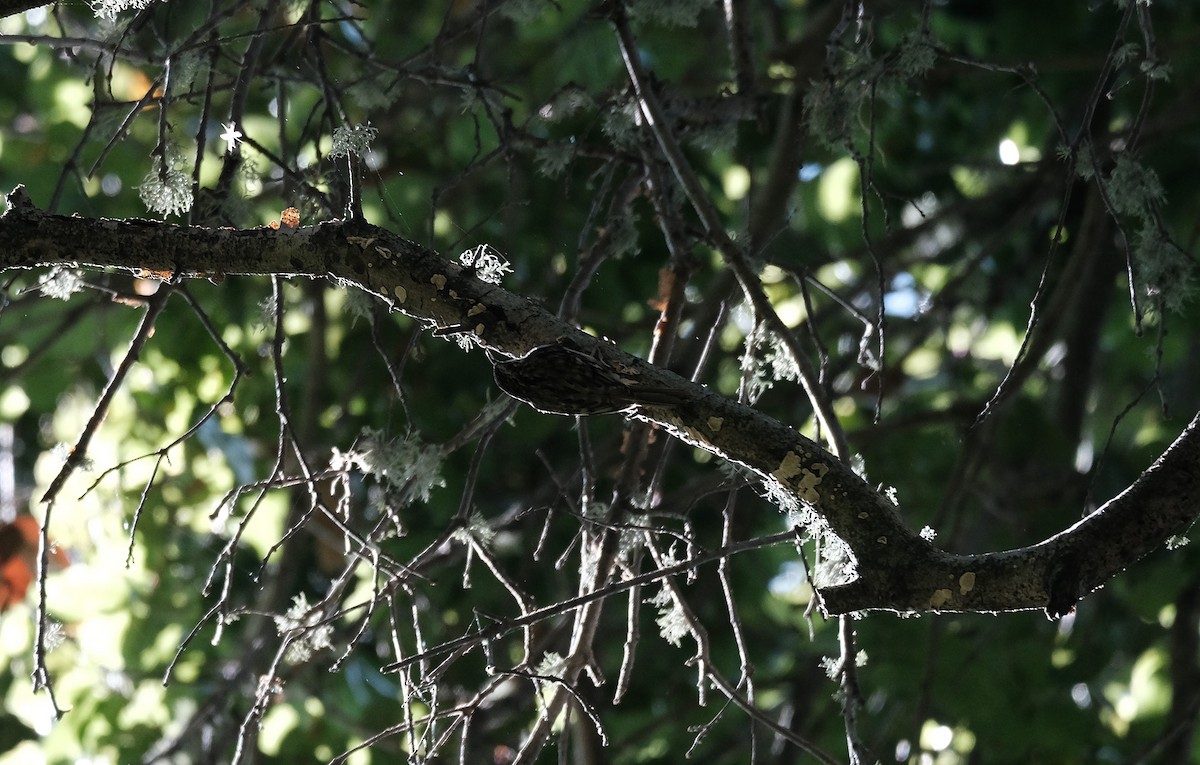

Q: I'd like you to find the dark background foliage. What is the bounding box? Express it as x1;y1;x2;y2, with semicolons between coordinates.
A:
0;0;1199;763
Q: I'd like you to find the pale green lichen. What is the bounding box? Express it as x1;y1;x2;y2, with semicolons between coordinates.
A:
138;148;193;218
329;123;378;159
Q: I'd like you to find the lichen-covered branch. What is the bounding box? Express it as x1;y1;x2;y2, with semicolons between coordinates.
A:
4;185;1198;617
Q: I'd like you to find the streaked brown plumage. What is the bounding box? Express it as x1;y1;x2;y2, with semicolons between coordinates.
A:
488;340;688;416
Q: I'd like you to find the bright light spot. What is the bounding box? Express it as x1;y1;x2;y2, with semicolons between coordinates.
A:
768;561;809;603
1116;692;1138;721
884;272;921;318
926;724;954;752
830;261;853;284
774;294;807;328
100;173;122;196
0;386;30;418
799;162;823;182
433;209;453;238
0;742;44;765
1071;683;1092;708
1044;340;1067;368
54;81;93;128
902;347;940;379
883;289;919;318
901;192;939;228
998;138;1020;166
1156;604;1176;628
259;702;301;756
1;344;27;367
974;322;1022;366
760;265;785;283
220;122;243;154
818;157;859;222
730;301;754;334
1058;608;1076;638
723;164;751;201
1074;438;1094;472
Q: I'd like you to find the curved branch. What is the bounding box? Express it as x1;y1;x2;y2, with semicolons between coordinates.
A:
821;410;1200;615
4;186;1198;617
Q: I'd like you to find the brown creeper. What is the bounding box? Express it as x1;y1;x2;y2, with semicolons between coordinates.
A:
488;339;689;416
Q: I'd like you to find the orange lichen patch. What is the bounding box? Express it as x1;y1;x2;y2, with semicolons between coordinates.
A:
798;463;829;503
0;516;70;612
773;451;829;504
959;571;976;595
772;451;805;484
268;207;301;230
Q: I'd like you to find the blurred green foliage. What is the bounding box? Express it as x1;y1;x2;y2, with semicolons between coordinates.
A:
0;0;1199;763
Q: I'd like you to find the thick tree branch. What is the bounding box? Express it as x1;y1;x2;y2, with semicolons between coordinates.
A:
4;186;1198;617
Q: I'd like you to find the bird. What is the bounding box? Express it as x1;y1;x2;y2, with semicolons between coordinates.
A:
487;339;690;416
